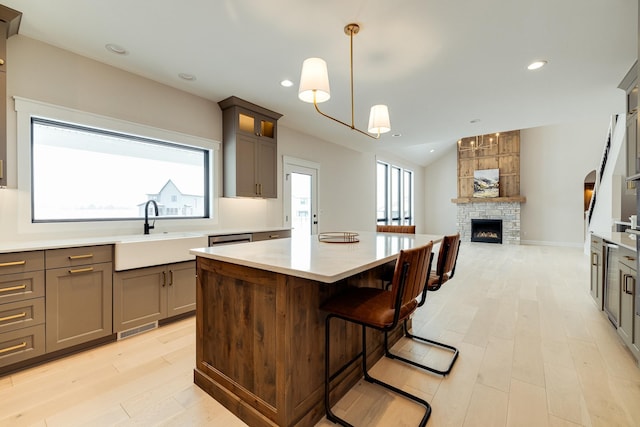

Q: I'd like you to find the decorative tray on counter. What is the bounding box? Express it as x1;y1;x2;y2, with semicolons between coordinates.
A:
318;232;360;243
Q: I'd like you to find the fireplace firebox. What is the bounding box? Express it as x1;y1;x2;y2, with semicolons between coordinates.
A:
471;219;503;244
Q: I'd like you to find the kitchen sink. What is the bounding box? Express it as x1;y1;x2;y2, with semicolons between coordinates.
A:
114;232;208;271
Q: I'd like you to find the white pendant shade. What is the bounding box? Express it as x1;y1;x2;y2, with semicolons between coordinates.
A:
298;58;331;103
368;105;391;135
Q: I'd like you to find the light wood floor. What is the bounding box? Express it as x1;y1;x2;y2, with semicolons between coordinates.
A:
1;243;639;426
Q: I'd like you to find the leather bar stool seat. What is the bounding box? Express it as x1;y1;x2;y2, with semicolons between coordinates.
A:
321;242;434;427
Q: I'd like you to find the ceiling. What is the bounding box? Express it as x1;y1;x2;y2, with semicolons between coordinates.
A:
3;0;637;166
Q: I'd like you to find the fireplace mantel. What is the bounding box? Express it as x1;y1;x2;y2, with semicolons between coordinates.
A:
452;196;526;204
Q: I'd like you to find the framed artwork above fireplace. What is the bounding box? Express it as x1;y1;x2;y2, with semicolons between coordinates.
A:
473;168;499;198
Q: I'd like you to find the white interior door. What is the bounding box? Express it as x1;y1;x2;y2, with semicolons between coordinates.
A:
283;157;319;237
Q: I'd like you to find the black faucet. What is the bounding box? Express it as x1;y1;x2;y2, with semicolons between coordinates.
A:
144;200;159;234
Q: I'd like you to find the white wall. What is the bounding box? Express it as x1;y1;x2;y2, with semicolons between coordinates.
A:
423;147;458;235
520;117;616;246
1;35;425;242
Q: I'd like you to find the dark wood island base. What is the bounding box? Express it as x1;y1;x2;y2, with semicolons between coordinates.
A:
194;257;405;427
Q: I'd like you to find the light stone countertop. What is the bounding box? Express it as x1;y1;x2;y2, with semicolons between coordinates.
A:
0;227;291;254
591;230;637;252
190;231;443;283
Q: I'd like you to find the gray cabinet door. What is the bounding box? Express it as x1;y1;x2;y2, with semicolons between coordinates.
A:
236;134;258;197
45;262;113;352
590;237;603;310
256;140;277;198
113;265;167;332
618;261;635;348
166;261;196;317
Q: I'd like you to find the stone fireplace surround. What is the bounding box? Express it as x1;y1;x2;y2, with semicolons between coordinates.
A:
456;201;522;244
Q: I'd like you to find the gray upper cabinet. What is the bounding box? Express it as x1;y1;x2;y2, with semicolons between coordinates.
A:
619;61;639;179
218;96;282;198
0;6;22;187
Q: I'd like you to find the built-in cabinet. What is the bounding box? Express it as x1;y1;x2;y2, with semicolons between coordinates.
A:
618;249;636;354
113;261;195;333
0;251;45;368
44;245;113;352
590;235;640;363
218;96;282;198
590;235;604;310
0;6;22;188
620;61;640;179
252;229;291;241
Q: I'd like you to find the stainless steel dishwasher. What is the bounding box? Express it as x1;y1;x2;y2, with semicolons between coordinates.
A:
208;233;253;246
604;242;620;326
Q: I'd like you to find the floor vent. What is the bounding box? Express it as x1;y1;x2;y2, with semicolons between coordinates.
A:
117;321;158;340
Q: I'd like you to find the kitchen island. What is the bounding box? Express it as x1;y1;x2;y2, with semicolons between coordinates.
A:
190;231;442;427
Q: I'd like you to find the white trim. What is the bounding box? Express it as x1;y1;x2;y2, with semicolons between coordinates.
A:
520;239;583;248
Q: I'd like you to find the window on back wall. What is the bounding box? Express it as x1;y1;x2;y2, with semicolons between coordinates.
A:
376;160;413;225
31;117;210;222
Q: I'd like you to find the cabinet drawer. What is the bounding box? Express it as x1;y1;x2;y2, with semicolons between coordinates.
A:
620;250;637;270
252;230;291;241
0;324;45;368
0;297;44;334
0;251;44;275
0;270;45;304
46;245;113;269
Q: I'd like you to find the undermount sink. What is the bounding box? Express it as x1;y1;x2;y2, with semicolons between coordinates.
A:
114;232;208;271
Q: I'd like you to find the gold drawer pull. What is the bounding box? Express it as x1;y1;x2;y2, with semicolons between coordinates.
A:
0;284;27;293
0;312;26;323
624;255;636;261
0;341;27;355
269;234;280;239
68;253;93;260
69;267;94;274
0;260;26;268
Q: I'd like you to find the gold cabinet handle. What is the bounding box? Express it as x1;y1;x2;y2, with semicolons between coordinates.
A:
0;284;27;293
0;260;26;268
0;312;26;323
68;267;94;274
162;271;166;287
624;255;636;261
0;342;27;355
169;270;174;286
269;234;280;239
68;253;93;260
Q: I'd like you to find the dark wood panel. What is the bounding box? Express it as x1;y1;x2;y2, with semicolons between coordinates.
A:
195;257;403;427
456;130;521;198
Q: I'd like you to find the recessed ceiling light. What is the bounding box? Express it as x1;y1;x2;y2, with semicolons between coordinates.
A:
105;43;128;55
470;119;481;124
430;149;435;153
280;79;294;87
527;60;548;70
392;133;402;137
178;73;196;81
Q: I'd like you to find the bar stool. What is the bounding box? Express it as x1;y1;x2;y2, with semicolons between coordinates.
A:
321;242;434;427
376;224;416;233
385;233;461;376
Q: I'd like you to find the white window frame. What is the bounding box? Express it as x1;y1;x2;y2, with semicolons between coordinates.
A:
14;97;220;237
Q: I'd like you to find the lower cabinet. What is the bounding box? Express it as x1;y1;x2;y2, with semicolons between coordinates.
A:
113;261;195;332
634;311;640;359
617;248;639;361
618;259;635;347
45;246;113;353
590;236;604;309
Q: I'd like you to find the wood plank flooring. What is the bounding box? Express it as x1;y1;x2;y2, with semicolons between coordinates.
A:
1;243;639;426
